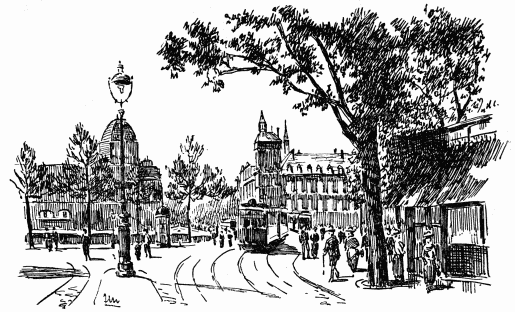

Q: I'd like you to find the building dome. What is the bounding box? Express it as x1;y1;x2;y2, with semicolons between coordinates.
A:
99;118;139;164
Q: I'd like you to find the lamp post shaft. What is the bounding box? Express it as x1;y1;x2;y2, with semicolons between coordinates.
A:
116;108;135;277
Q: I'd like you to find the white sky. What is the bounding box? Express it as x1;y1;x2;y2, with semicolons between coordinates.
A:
2;0;515;303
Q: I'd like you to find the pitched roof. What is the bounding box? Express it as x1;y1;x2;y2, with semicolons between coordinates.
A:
254;131;282;143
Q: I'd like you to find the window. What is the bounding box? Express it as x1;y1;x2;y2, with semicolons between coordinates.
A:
43;211;47;218
301;178;307;192
323;177;328;193
311;178;317;193
332;179;339;193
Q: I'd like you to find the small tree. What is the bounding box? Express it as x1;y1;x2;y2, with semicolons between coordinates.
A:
165;135;232;243
10;142;53;248
57;123;116;236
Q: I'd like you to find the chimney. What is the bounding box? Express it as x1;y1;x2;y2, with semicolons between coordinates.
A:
334;148;337;153
340;149;344;159
277;127;280;137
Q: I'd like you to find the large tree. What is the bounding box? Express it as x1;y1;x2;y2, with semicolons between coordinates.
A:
10;142;53;249
157;6;493;286
165;135;233;243
57;123;116;236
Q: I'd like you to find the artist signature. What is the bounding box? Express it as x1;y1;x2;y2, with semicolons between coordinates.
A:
104;293;120;307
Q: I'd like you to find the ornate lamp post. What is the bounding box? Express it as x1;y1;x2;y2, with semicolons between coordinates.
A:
109;61;135;277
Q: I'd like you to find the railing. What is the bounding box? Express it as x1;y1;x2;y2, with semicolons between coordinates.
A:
449;131;497;145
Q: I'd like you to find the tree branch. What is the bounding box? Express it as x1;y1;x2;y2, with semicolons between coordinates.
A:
312;35;355;123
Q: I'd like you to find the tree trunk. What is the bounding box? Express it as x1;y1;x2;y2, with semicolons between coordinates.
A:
187;193;192;243
86;166;91;236
361;126;389;287
25;195;34;249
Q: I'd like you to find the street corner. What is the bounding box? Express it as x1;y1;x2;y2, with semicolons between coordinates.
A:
93;268;163;308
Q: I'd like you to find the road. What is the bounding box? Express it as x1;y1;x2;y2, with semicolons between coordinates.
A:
18;233;347;309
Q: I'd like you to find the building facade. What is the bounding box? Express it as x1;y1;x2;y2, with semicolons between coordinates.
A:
238;111;360;230
28;118;163;244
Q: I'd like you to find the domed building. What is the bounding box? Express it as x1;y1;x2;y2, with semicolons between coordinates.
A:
27;118;163;245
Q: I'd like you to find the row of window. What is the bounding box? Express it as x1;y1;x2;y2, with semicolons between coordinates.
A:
286;163;347;175
39;210;69;219
287;198;351;211
288;179;346;194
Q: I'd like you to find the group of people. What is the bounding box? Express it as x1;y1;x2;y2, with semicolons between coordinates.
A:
299;224;365;282
211;227;235;248
80;228;153;262
44;227;59;252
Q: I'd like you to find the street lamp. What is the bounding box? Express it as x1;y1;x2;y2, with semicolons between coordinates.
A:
109;61;135;278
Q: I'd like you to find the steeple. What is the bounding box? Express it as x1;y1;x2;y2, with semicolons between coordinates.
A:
283;120;290;155
259;110;267;133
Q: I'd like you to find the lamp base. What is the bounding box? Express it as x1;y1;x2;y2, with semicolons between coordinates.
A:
116;261;136;278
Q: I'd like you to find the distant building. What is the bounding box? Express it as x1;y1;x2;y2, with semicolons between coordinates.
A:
28;118;163;244
238;111;360;230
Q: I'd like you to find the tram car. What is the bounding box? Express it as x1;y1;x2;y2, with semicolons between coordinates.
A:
238;200;288;251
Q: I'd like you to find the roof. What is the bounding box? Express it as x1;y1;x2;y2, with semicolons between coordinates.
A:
446;114;492;132
99;118;137;156
254;131;282;143
281;152;350;174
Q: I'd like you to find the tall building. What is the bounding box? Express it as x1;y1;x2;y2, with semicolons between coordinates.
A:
239;111;360;230
27;118;163;244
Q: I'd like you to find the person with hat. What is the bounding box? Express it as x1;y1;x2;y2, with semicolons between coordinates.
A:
344;226;360;272
299;226;311;260
391;226;405;283
323;226;340;282
320;224;326;241
310;226;320;259
337;226;345;245
81;228;91;261
422;230;439;292
143;228;152;258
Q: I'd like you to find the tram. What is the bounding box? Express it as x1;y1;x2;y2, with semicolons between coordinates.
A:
238;200;288;251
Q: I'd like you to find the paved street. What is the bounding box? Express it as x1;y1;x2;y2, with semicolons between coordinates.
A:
16;232;485;309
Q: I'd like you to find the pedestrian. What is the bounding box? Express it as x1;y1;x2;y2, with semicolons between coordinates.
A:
111;229;116;249
310;226;320;259
219;230;225;248
344;226;360;273
323;226;340;282
81;229;91;261
45;228;53;252
144;229;152;258
361;226;369;262
227;229;233;248
386;226;395;263
392;227;405;283
422;230;439;293
320;224;326;241
212;230;217;246
52;227;59;251
299;226;310;260
337;226;345;245
135;240;142;261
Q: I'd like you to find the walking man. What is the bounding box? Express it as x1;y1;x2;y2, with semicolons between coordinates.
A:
310;226;320;259
134;240;142;261
344;226;360;273
45;228;53;252
144;229;152;258
422;230;438;293
81;229;91;261
323;226;340;282
299;226;310;260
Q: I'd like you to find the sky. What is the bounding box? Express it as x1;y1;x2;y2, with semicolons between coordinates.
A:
1;0;515;306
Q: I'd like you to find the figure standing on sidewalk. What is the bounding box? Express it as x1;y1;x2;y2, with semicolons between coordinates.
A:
344;226;360;273
422;230;438;293
111;229;116;249
144;229;152;258
52;227;59;251
81;229;91;261
211;229;217;246
323;226;340;282
392;227;405;283
135;240;142;261
310;226;320;259
45;228;53;252
219;229;225;248
227;229;233;248
386;226;395;263
320;224;326;241
337;226;345;245
299;226;310;260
